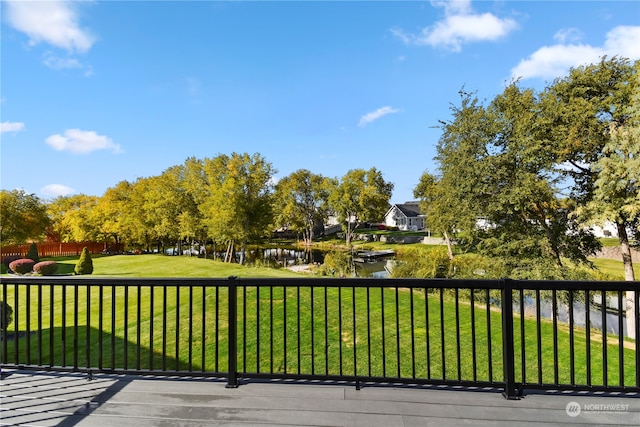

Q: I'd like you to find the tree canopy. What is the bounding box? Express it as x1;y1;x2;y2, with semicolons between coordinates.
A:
273;169;336;246
1;189;50;244
329;167;394;246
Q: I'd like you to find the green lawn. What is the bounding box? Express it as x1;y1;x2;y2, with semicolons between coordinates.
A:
1;254;636;387
2;253;304;278
589;257;640;280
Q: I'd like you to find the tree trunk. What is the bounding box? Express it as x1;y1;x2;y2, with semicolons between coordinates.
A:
443;231;454;260
616;221;636;340
224;240;234;263
539;218;563;267
239;241;247;265
345;219;353;247
617;221;635;281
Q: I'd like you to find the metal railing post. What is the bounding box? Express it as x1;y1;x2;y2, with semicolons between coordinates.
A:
501;278;519;399
226;276;239;388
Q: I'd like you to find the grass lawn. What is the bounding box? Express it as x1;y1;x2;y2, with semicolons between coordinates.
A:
589;258;640;280
2;254;636;388
1;253;305;278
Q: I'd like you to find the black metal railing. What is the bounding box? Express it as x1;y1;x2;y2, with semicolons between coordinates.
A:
1;276;638;398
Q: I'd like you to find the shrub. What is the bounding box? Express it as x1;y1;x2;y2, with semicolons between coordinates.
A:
33;261;58;276
8;258;35;275
322;250;353;277
25;242;40;263
0;301;13;332
74;247;94;275
391;246;451;278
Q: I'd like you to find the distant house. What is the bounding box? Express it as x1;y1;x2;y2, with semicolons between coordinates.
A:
384;202;426;231
591;221;620;238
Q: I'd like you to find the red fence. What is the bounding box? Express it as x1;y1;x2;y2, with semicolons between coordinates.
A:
1;242;124;260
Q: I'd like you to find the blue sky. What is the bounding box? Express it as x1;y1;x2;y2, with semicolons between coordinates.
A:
1;1;639;205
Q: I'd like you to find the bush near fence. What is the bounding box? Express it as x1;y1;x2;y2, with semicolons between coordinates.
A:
0;242;123;261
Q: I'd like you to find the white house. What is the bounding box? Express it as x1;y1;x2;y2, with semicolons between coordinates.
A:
384;202;426;231
591;221;620;238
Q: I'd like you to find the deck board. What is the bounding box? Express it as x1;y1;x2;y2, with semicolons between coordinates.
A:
1;370;638;426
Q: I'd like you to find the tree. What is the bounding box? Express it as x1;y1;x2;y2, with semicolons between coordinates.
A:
93;180;137;248
25;242;40;263
139;174;184;254
47;194;100;243
540;57;638;268
575;67;638;338
413;172;469;259
273;169;336;245
329;168;394;246
584;123;639;280
540;57;639;338
199;153;275;263
0;189;50;244
74;247;93;275
435;86;600;271
540;57;636;202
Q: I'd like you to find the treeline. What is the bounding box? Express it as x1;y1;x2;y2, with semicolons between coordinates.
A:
1;57;638;276
1;155;393;263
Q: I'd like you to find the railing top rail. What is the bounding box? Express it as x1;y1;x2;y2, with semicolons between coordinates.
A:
1;275;637;291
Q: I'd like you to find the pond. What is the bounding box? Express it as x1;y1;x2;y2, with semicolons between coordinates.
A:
204;245;394;278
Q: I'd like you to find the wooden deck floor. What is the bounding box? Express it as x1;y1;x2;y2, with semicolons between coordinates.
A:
1;370;638;426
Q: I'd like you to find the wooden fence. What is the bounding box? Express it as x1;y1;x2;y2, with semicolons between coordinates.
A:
0;242;123;260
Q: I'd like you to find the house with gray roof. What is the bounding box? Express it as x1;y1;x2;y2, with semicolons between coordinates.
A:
384;201;426;231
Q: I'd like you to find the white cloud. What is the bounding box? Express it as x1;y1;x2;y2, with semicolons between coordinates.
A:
41;184;76;197
603;26;640;59
1;121;25;133
553;28;584;44
358;106;399;128
431;0;473;16
45;129;122;154
42;51;82;70
511;25;640;80
4;0;95;53
392;0;517;52
42;51;93;76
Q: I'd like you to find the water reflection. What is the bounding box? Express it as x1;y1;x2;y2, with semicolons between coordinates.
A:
521;295;632;337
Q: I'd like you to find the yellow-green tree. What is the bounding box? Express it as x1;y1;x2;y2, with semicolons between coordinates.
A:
94;180;138;247
198;153;275;263
329;168;394;246
273;169;336;245
0;189;50;244
47;194;100;242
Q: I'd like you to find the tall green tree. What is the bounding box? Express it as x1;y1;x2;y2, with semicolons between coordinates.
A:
435;86;600;272
543;57;639;281
0;189;50;244
273;169;336;245
329;168;393;246
199;153;275;263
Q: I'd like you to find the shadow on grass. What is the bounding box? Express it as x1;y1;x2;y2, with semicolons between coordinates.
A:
1;326;219;373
